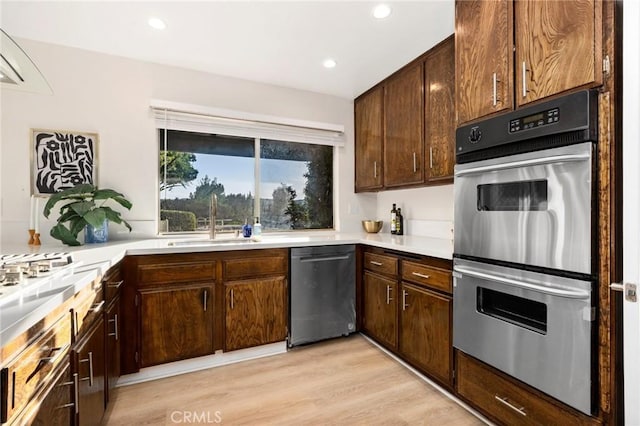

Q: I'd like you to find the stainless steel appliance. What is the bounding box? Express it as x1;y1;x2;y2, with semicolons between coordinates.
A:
289;245;356;347
453;90;598;415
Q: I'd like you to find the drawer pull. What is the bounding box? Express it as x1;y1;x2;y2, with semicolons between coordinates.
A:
412;272;431;279
203;290;208;312
495;395;527;416
106;280;124;289
108;314;119;340
230;289;235;310
386;285;393;304
41;343;70;364
370;261;383;266
79;352;94;387
91;300;105;313
402;290;409;311
59;373;79;414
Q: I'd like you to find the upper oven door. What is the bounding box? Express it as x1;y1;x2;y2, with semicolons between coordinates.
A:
454;142;593;274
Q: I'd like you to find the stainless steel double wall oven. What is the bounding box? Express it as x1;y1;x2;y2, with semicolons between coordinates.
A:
453;90;598;415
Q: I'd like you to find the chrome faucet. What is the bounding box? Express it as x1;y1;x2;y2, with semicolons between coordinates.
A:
210;194;217;240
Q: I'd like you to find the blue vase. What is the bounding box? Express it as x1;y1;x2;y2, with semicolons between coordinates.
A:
85;219;109;244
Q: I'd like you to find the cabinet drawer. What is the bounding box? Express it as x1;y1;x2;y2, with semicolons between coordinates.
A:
222;255;287;280
137;262;216;286
401;261;451;294
72;280;104;340
102;264;123;303
1;314;71;423
456;351;594;425
364;253;398;276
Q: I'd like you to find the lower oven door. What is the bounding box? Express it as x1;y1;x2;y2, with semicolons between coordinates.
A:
454;142;593;275
453;258;594;415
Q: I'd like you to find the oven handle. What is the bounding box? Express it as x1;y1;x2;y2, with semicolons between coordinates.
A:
453;266;591;299
454;153;591;177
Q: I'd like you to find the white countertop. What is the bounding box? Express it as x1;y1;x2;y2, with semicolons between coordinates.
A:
0;232;452;349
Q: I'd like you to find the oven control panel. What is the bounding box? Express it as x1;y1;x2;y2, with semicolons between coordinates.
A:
509;107;560;133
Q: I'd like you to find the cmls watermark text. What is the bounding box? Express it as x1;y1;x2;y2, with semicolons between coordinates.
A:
169;410;222;424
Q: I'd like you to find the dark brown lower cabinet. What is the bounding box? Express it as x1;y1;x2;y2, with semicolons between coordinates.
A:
105;296;121;404
399;283;452;384
20;360;74;426
362;271;398;350
73;315;105;426
139;284;214;367
224;277;287;352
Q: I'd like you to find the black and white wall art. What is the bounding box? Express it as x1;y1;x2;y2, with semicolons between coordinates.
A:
31;129;98;195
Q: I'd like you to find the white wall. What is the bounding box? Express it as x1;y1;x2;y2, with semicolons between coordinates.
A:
0;38;454;246
0;38;379;245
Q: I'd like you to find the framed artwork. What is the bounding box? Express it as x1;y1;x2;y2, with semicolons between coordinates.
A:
31;129;98;195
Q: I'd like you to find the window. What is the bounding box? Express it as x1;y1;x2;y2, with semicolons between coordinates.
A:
159;130;333;233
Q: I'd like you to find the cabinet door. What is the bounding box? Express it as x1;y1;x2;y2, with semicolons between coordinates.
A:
399;283;452;385
224;277;287;352
363;271;398;350
105;298;121;404
355;86;384;191
425;37;455;182
73;316;105;426
516;0;601;106
139;284;214;367
455;0;513;124
384;63;424;187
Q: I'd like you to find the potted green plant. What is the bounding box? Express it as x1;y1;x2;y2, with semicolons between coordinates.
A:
43;183;132;246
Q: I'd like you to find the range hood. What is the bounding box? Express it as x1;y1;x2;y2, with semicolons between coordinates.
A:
0;28;52;95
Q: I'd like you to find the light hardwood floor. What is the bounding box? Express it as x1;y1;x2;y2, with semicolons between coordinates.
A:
104;335;485;425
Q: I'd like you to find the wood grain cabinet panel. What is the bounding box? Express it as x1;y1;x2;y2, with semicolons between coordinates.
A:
399;283;452;385
224;277;287;352
363;271;398;350
425;36;456;182
515;0;601;107
457;351;596;425
73;315;105;426
363;252;398;276
137;262;215;286
455;0;513;125
139;284;214;367
355;86;384;191
384;63;425;187
222;253;287;281
16;361;73;426
401;261;452;294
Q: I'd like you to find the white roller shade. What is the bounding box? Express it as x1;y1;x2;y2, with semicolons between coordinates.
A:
150;99;345;146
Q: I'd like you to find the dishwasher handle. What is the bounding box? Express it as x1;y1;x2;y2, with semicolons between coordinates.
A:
298;254;352;263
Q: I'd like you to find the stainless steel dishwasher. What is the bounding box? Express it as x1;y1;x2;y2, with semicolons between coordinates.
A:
289;245;356;347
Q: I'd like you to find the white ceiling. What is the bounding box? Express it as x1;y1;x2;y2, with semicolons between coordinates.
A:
0;1;454;99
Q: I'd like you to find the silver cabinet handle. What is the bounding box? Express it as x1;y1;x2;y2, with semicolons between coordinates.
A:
230;288;235;310
402;290;408;311
429;147;433;169
386;285;392;304
106;280;124;289
40;343;70;364
455;153;591;177
374;160;377;179
108;314;119;340
413;152;417;173
522;62;528;98
300;255;351;263
72;373;79;414
495;395;527;416
370;261;383;266
91;300;105;313
57;373;78;412
412;272;431;280
203;290;208;312
80;352;94;387
492;72;500;106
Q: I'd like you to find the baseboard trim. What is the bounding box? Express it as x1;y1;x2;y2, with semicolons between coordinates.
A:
116;341;287;387
360;334;494;426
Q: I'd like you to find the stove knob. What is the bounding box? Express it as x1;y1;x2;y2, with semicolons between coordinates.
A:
468;126;482;144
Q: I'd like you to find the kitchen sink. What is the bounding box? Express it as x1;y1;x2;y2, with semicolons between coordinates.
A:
167;238;256;247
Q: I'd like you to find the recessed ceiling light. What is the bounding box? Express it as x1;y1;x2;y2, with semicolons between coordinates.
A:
148;17;166;30
372;4;392;19
323;59;337;69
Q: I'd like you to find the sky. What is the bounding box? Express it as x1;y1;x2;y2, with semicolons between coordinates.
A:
163;154;307;200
